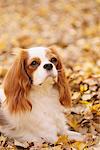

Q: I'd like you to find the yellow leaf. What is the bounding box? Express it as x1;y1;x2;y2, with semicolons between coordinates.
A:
0;135;7;146
71;141;86;150
56;135;68;145
91;104;100;111
67;115;79;130
79;100;92;108
80;83;89;93
69;120;78;130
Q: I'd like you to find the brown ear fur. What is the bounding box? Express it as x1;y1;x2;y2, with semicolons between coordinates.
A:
3;50;32;113
50;47;72;107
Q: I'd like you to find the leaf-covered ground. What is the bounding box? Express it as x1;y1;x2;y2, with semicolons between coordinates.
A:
0;0;100;149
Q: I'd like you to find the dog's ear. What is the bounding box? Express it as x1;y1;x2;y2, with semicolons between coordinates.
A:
3;50;32;113
49;47;72;108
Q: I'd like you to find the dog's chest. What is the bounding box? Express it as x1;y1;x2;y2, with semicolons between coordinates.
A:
28;87;63;121
7;87;65;140
20;87;65;136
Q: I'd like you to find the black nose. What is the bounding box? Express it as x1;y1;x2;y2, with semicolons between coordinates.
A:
43;63;53;71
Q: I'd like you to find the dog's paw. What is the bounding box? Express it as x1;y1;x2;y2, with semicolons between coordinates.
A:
66;130;85;141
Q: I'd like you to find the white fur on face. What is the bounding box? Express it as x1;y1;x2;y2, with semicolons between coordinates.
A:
28;47;58;86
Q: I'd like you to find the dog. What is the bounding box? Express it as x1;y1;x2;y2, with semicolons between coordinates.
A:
0;47;84;147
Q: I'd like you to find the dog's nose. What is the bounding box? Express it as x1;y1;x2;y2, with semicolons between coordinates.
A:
43;63;53;71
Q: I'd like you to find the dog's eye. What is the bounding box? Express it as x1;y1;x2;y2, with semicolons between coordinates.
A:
31;61;39;67
50;57;57;64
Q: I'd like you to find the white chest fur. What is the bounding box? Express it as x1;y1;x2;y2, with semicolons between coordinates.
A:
25;85;67;143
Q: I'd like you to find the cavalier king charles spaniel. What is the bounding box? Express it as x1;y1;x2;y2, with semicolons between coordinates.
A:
0;47;84;147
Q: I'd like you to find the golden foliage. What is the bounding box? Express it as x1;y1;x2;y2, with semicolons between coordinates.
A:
0;0;100;149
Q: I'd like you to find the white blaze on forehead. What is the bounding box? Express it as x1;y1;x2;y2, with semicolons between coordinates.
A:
28;47;48;60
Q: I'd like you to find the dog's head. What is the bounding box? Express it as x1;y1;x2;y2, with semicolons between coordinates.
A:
3;47;71;113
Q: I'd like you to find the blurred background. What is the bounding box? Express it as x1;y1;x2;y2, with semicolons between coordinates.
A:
0;0;99;73
0;0;100;149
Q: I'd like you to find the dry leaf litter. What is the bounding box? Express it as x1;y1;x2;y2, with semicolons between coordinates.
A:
0;0;100;149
